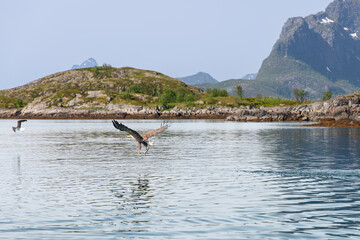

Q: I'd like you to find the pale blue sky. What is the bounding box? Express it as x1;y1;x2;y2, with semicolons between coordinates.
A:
1;0;332;89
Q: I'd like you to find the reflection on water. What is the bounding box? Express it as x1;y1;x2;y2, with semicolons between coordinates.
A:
0;119;360;239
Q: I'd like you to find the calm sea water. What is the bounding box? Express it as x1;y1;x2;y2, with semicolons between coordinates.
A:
1;119;360;239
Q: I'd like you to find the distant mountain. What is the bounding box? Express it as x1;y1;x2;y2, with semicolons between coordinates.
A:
193;0;360;99
255;0;360;99
242;73;257;80
71;58;98;69
177;72;218;85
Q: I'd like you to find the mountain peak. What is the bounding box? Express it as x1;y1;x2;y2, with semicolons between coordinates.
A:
326;0;360;33
242;73;257;80
71;58;98;70
177;72;218;85
255;0;360;99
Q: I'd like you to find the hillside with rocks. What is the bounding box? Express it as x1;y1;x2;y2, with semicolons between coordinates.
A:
0;66;304;120
0;66;202;112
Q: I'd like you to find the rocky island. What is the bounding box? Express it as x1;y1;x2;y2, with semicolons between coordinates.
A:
0;65;359;127
0;65;359;126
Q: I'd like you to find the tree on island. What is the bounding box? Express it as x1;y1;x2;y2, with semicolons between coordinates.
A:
321;90;333;101
293;88;308;103
235;85;243;99
205;88;228;97
235;85;244;106
159;89;176;108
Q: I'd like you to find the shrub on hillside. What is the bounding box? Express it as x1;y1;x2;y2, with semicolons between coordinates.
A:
206;88;228;97
321;90;333;101
293;88;309;103
159;89;176;107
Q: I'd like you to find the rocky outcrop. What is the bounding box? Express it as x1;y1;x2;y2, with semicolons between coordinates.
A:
226;92;360;123
0;109;21;118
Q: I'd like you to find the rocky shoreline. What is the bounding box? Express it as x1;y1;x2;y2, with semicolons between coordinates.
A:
0;102;236;120
225;92;360;127
1;92;360;127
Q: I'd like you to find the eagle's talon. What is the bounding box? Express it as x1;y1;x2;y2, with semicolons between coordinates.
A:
144;147;149;154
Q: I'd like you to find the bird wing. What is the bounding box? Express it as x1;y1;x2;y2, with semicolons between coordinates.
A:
17;119;27;128
112;120;144;143
141;125;169;141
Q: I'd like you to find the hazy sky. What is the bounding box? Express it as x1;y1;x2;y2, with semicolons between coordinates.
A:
1;0;333;90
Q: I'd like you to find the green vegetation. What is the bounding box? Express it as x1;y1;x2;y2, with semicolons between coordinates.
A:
0;96;26;108
118;91;134;100
321;90;333;101
15;99;26;108
206;88;228;97
235;85;243;99
254;96;308;107
200;95;303;108
235;85;244;106
292;88;309;103
159;89;176;108
87;64;117;78
158;88;199;108
0;95;17;108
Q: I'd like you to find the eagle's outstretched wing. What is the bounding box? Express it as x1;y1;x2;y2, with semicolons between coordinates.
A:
141;124;169;141
17;119;27;128
112;120;144;143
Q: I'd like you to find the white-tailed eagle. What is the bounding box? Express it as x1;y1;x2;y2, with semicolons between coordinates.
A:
112;120;169;154
12;119;27;132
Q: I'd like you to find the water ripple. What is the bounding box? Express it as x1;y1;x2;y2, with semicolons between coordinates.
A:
1;120;360;239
